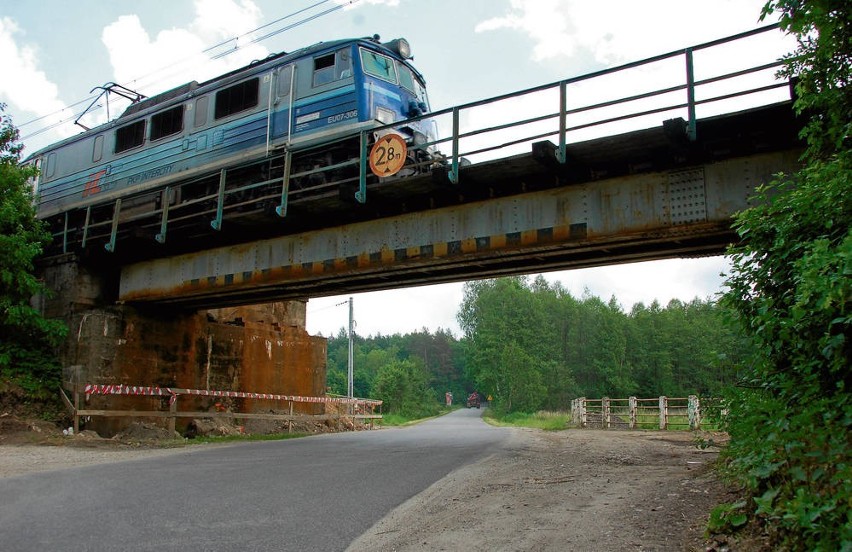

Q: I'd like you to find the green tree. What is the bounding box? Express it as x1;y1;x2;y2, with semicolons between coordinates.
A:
371;359;437;417
0;105;67;399
716;2;851;547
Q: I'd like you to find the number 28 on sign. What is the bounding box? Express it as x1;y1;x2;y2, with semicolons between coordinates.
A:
369;133;407;177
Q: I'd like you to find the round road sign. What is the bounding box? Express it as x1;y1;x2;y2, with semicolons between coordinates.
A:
369;133;408;177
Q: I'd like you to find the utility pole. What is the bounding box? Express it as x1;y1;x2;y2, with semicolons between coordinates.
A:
347;297;354;399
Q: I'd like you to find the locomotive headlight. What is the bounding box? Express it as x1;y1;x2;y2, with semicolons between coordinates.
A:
376;107;396;125
384;38;411;59
413;131;427;146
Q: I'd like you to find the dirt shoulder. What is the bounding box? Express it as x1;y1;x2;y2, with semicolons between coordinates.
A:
348;428;728;552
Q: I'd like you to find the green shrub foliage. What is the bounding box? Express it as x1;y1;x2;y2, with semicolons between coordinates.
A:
0;105;67;398
717;2;851;548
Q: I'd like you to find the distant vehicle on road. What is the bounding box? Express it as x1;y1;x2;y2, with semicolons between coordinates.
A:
466;392;481;409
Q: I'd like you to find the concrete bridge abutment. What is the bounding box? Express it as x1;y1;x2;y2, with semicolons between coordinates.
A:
38;255;327;436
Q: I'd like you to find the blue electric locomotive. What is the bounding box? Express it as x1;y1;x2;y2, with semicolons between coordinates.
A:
26;35;438;228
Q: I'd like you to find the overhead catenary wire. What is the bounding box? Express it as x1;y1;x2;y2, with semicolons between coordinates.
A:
17;0;361;141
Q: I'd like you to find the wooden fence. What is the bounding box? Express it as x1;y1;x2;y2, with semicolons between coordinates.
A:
60;381;383;435
570;396;723;430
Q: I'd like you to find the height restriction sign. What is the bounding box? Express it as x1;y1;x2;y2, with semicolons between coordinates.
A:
369;133;407;177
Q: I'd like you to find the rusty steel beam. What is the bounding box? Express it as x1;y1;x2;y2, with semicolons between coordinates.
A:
118;149;801;309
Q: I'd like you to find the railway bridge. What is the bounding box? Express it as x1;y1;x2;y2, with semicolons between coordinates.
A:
36;26;803;424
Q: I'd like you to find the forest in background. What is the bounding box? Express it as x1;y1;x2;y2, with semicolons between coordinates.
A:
326;275;746;415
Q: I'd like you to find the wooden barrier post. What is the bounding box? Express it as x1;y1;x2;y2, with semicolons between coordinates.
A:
659;396;668;429
73;365;81;434
602;397;611;429
168;397;176;434
628;396;637;429
579;397;587;428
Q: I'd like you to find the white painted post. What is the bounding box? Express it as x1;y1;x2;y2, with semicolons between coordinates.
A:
659;396;668;430
688;395;701;430
629;396;637;429
602;397;611;429
580;397;587;428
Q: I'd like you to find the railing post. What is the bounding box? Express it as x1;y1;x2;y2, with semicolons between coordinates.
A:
602;397;611;429
448;107;460;184
688;395;701;430
62;211;69;254
685;47;697;141
155;186;171;244
104;198;121;252
579;397;587;428
82;205;91;248
356;130;368;203
629;396;637;429
557;80;567;164
288;400;294;434
210;169;226;230
659;396;668;430
276;150;293;217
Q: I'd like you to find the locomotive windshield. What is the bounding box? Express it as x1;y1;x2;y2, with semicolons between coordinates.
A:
360;49;398;83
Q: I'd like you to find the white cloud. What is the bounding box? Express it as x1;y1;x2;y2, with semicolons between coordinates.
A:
191;0;263;42
476;0;774;65
0;17;73;142
101;0;269;99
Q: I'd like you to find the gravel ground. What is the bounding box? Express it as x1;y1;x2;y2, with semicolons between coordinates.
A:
0;443;194;478
348;428;727;551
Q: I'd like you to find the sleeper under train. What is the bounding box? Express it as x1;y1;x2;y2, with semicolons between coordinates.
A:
24;35;440;238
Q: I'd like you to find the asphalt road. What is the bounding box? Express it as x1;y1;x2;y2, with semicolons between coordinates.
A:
0;407;508;551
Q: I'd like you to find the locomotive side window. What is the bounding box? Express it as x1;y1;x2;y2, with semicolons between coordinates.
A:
312;48;352;87
93;135;104;163
115;120;146;153
194;96;209;128
214;77;259;120
45;153;57;179
360;49;397;84
150;105;184;141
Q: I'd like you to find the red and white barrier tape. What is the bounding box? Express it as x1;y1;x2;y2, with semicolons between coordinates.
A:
84;384;382;406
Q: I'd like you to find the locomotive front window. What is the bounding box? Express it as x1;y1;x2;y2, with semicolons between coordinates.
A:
214;77;259;120
150;105;184;141
360;49;397;84
115;120;145;153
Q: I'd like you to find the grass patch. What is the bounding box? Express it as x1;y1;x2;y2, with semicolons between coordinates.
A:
375;406;460;427
484;410;570;430
190;432;309;444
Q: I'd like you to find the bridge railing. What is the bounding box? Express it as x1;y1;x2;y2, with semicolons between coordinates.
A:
363;23;790;187
49;24;790;255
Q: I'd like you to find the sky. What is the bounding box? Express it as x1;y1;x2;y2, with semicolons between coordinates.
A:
0;0;792;338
